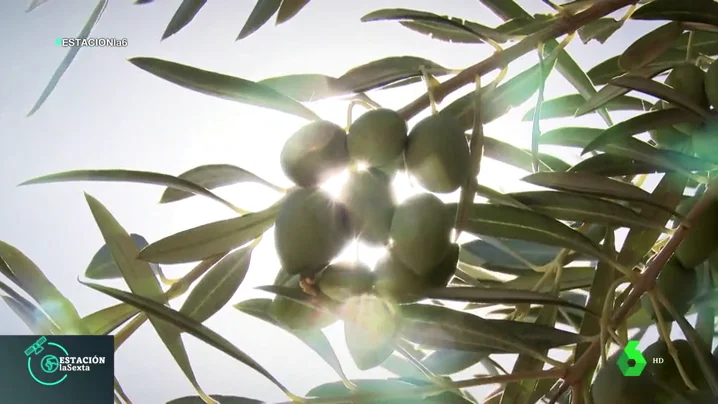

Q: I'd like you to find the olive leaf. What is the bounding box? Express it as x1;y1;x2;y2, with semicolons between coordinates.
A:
581;108;704;154
258;74;342;102
455;203;615;268
421;350;489;375
80;280;295;398
0;241;84;333
138;202;280;264
84;193;220;401
421;287;592;314
507;190;669;231
522;172;677;213
129;57;319;121
501;267;596;293
333;56;452;94
1;295;58;335
162;0;206;40
167;396;263;404
589;50;693;86
27;0;50;12
577;18;622;44
522;94;650;121
27;0;107;116
344;296;397;371
159;164;284;204
237;0;282;40
82;303;140;336
86;234;160;280
234;298;350;385
361;8;508;43
618;22;683;72
481;137;571;173
569;154;681;177
460;238;561;271
631;0;718;28
276;0;311;25
179;245;255;323
20;169;242;213
306;379;417;400
609;75;710;118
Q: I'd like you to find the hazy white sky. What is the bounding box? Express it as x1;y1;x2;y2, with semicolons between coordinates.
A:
0;1;692;403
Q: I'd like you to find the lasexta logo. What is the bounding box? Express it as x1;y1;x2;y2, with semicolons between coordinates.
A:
618;340;647;376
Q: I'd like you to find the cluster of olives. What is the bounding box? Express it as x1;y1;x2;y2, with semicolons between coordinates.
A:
268;108;471;330
650;61;718;162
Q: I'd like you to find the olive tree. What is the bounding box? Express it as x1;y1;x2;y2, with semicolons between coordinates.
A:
7;0;718;403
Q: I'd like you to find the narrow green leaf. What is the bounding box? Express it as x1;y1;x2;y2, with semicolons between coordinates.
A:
508;190;668;231
180;245;254;323
334;56;451;94
84;193;217;402
610;75;710;118
27;0;50;12
421;287;592;314
522;172;674;212
27;0;107;116
0;279;60;334
456;203;614;268
129;57;319;121
307;379;416;400
421;350;489;375
20;169;242;213
460;239;561;271
167;395;263;404
86;234;160;280
82;303;140;335
344;295;397;371
1;295;57;335
475;184;529;209
257;74;342;102
162;0;206;40
80;281;294;397
234;298;350;384
618;22;683;72
276;0;310;25
577;64;675;117
360;8;508;43
540;127;717;174
501;267;596;293
400;304;581;355
138;203;279;264
631;0;718;28
237;0;282;40
589;50;690;86
522;94;650;121
577;18;622;44
0;241;84;333
380;354;426;379
582;107;703;154
569;154;679;177
482;137;571;173
160;164;283;204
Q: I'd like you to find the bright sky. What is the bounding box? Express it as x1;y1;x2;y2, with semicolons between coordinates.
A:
0;1;696;403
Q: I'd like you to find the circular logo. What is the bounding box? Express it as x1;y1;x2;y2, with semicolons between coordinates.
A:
27;341;69;386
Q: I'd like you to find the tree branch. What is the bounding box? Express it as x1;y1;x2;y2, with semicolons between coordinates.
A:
397;0;639;121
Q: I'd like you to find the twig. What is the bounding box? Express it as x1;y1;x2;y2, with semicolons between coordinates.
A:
397;0;640;121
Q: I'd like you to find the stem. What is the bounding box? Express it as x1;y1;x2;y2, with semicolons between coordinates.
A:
397;0;640;121
686;31;696;62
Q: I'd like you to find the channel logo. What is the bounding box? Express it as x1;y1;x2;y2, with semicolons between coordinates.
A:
618;340;647;376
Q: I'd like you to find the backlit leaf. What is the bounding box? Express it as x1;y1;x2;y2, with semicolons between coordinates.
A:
81;281;294;397
522;94;650;121
618;22;683;72
180;245;255;323
84;193;216;402
27;0;50;12
1;295;58;335
82;303;140;335
86;234;160;280
237;0;282;40
610;75;710;118
234;298;350;384
167;395;263;404
631;0;718;28
0;241;84;333
577;18;621;44
482;137;571;173
276;0;310;25
162;0;206;40
258;74;342;102
421;350;489;375
460;238;561;270
361;8;508;43
129;57;319;121
160;164;283;204
501;267;596;293
20;169;242;213
27;0;107;116
421;287;591;313
334;56;451;94
138;202;280;264
569;154;681;177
